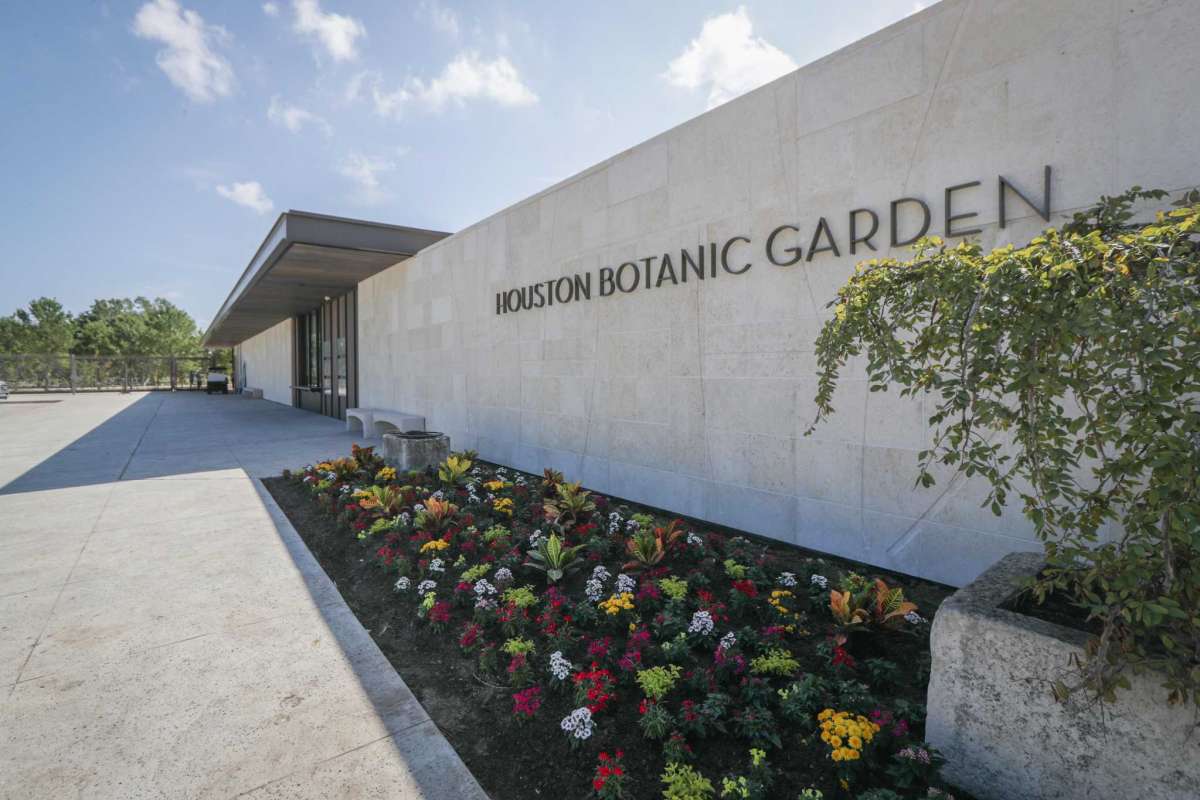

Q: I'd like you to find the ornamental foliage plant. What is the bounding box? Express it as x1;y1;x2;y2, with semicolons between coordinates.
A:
290;449;957;798
809;188;1200;706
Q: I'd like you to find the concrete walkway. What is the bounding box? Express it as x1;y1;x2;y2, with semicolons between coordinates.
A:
0;392;487;800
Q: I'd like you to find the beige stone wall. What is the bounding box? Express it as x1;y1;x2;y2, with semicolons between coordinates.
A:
236;318;292;406
357;0;1200;586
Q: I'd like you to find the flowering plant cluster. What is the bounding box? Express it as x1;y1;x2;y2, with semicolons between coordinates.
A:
290;447;954;797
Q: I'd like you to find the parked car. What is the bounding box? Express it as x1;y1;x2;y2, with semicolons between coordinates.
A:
0;379;8;399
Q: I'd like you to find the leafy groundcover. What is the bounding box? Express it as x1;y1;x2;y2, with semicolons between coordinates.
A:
265;444;966;800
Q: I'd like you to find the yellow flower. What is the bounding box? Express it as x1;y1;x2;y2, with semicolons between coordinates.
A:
848;736;862;750
492;498;514;516
484;480;509;492
375;467;397;482
599;592;635;615
420;538;450;553
829;736;842;748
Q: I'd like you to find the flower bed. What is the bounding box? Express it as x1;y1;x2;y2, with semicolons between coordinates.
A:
272;445;964;800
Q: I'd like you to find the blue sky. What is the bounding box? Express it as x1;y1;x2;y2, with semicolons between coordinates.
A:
0;0;928;330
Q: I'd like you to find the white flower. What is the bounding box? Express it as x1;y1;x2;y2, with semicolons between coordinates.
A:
778;572;798;587
529;530;545;548
686;532;704;547
688;610;715;635
414;504;425;514
616;573;636;594
474;579;497;597
494;567;514;586
549;651;573;681
393;576;411;592
468;492;481;504
560;707;594;740
431;490;445;501
429;558;445;573
416;579;437;595
810;574;828;589
585;578;605;603
718;631;737;652
591;565;611;584
398;512;411;527
475;598;498;610
905;611;926;625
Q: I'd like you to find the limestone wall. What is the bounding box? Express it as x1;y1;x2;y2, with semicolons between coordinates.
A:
236;318;292;406
356;0;1200;586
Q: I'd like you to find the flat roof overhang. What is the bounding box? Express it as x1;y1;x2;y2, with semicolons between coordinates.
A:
201;211;450;347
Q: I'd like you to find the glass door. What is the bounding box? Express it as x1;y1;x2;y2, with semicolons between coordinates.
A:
293;287;356;420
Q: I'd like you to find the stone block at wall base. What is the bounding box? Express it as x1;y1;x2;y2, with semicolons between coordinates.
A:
926;552;1199;800
383;432;450;473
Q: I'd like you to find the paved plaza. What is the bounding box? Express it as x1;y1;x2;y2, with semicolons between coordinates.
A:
0;391;486;800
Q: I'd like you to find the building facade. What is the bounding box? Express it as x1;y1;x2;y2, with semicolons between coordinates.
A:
206;0;1200;586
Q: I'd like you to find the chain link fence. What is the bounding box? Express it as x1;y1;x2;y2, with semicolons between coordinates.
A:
0;354;218;393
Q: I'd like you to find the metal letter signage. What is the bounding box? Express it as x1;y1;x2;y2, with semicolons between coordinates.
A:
494;166;1052;315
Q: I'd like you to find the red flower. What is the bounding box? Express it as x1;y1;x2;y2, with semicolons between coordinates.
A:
511;687;542;718
832;644;856;669
732;579;758;598
429;601;451;624
459;624;481;649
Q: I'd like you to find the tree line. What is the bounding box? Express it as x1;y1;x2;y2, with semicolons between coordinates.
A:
0;296;213;357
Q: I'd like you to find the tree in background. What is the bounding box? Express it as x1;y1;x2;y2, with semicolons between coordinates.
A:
0;297;74;354
0;296;221;390
72;297;200;356
0;298;76;389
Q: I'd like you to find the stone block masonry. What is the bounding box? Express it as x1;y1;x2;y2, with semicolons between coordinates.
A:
926;553;1200;800
232;0;1200;586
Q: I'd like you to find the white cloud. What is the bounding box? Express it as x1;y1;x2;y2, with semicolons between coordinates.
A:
132;0;235;103
369;52;537;117
292;0;365;62
338;152;397;204
216;181;274;214
262;2;280;17
417;0;460;38
267;95;332;135
344;69;372;103
664;6;796;110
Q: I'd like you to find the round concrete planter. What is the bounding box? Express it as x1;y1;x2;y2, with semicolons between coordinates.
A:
382;430;449;473
926;552;1199;800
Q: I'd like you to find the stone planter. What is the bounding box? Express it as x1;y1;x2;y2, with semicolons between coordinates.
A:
382;430;449;473
926;552;1198;800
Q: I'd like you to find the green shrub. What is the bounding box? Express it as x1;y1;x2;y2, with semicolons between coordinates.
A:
662;762;714;800
810;188;1200;706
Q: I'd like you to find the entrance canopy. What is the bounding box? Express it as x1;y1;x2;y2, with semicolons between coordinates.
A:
202;211;450;347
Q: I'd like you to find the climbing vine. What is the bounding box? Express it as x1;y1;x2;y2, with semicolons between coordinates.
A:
809;188;1200;706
